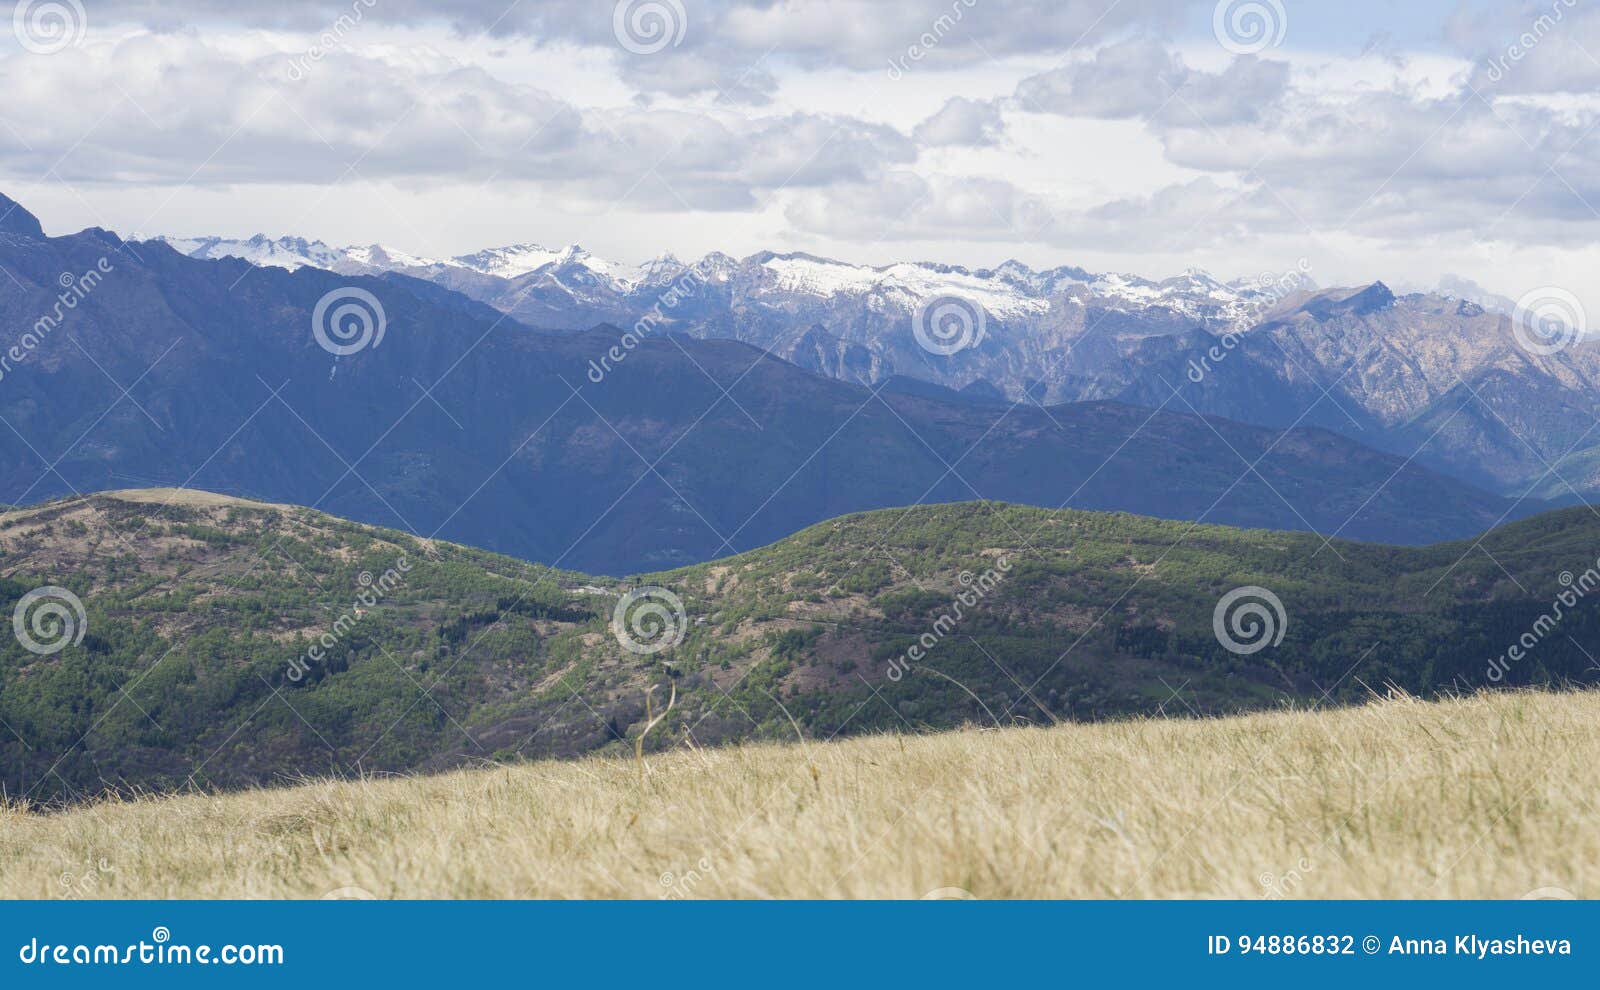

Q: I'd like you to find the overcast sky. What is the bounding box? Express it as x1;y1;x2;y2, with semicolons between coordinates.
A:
4;0;1599;303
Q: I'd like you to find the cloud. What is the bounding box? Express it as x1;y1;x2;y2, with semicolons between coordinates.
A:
1013;38;1289;124
620;50;781;106
781;171;1295;254
913;97;1005;146
78;0;1199;75
1447;0;1600;95
1154;56;1291;127
7;0;1600;289
783;63;1600;259
783;171;1057;242
1152;90;1600;241
0;34;912;212
1059;177;1282;248
1014;38;1185;118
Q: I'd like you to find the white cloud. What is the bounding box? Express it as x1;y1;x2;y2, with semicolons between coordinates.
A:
913;97;1005;146
0;33;911;212
4;0;1600;312
81;0;1198;70
784;171;1056;242
1013;38;1289;124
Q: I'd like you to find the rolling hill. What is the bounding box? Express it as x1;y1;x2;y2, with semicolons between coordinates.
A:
2;489;1598;805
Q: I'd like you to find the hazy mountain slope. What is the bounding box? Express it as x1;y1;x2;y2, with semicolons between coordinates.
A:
2;490;1597;804
150;233;1305;406
0;197;1542;575
1143;285;1600;492
151;227;1600;497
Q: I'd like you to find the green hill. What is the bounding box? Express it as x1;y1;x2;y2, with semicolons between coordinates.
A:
2;489;1597;803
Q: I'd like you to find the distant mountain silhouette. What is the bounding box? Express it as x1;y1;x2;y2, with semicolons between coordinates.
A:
0;198;1550;573
153;224;1600;497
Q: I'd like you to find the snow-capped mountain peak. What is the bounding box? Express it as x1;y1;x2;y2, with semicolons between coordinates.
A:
146;229;1320;328
635;252;689;286
750;252;1051;320
556;246;646;287
693;251;740;283
343;244;459;271
451;243;569;280
153;234;347;271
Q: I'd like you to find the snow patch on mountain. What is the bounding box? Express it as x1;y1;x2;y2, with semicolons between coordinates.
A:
760;254;885;297
155;235;349;271
152;235;622;282
344;244;459;271
756;254;1050;319
150;231;1315;327
451;243;568;279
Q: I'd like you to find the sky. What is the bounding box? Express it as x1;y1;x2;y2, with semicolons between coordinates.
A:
3;0;1600;305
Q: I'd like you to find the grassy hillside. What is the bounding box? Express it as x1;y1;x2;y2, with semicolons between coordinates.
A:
3;489;1599;803
1;689;1593;898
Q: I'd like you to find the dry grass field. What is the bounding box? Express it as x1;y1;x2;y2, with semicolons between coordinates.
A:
1;688;1594;899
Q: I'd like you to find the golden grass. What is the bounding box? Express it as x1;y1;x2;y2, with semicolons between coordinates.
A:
1;689;1594;899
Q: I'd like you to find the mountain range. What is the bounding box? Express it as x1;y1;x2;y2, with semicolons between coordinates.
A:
5;190;1600;805
0;193;1543;576
151;229;1600;497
